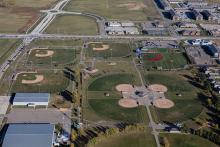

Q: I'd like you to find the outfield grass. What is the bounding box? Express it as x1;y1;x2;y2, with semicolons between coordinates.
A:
12;71;69;93
64;0;161;21
143;48;188;70
145;72;203;122
88;99;143;123
27;49;76;66
85;73;144;122
45;15;98;35
86;42;131;58
93;131;156;147
160;133;218;147
88;73;138;91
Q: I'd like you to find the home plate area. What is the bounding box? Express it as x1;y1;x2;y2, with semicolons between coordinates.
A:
116;84;174;109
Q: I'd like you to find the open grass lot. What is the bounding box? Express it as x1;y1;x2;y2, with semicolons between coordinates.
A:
85;73;144;122
145;71;203;122
64;0;161;21
27;49;76;66
142;48;188;70
0;39;21;65
86;42;131;58
45;15;98;35
93;131;156;147
12;70;69;93
160;133;218;147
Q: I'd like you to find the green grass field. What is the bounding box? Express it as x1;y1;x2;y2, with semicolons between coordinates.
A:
142;48;188;70
64;0;161;21
88;73;138;91
86;42;131;58
93;131;156;147
85;73;143;122
145;72;203;122
160;133;218;147
27;49;76;66
12;71;69;93
45;15;98;35
0;39;21;65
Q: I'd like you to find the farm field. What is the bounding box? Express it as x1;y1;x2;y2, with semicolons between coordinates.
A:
160;133;218;147
6;0;56;8
64;0;161;21
85;73;144;122
27;48;76;66
145;71;204;123
45;15;98;35
0;0;55;33
12;70;70;93
142;48;188;70
93;131;156;147
86;42;132;59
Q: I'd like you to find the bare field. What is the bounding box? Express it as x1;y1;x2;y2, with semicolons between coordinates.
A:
0;0;56;33
65;0;161;21
45;15;98;35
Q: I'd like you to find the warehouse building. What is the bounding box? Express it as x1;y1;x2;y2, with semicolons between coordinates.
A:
12;93;50;107
2;123;55;147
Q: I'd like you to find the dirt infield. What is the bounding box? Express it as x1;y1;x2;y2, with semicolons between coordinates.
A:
93;44;109;51
116;84;134;92
149;84;168;93
153;98;174;109
22;75;44;84
118;98;138;108
35;50;54;57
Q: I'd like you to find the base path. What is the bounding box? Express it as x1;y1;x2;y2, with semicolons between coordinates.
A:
116;84;134;92
149;84;168;93
118;98;138;108
153;98;174;109
22;75;44;84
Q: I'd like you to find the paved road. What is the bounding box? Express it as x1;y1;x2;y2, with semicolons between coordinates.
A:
1;33;220;41
132;59;161;147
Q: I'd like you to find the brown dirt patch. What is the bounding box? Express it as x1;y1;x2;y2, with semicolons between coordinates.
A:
116;84;134;92
149;84;168;93
118;98;138;108
93;44;110;51
118;2;147;11
35;50;54;57
153;98;174;109
22;75;44;84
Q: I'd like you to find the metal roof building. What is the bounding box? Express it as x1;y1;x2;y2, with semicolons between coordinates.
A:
12;93;50;106
2;123;55;147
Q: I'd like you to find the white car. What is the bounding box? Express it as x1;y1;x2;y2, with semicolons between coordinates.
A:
201;40;213;46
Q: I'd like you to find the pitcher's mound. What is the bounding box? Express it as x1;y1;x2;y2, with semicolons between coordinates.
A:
153;98;174;109
118;98;138;108
116;84;134;92
149;84;168;92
